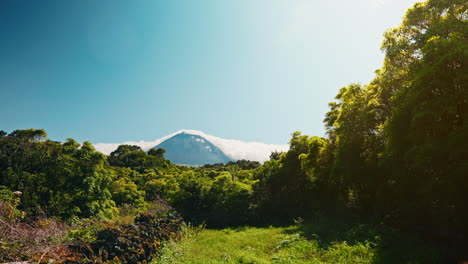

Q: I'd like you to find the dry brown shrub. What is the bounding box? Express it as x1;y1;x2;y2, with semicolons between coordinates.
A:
0;204;71;263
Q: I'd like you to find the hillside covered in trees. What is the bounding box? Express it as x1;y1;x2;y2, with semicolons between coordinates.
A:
0;0;467;263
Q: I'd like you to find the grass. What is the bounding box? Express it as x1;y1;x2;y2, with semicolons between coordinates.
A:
154;224;376;264
154;215;443;264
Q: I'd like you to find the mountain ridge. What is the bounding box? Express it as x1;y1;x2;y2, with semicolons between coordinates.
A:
153;132;234;165
93;129;289;162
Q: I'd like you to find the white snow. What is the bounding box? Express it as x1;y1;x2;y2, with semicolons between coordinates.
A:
206;145;212;152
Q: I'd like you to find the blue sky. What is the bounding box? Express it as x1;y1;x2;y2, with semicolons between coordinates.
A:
0;0;419;144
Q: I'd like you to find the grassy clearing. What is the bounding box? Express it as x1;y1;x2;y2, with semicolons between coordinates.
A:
154;224;376;264
154;215;443;264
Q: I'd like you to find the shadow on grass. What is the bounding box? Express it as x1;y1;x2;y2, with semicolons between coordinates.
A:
282;214;443;264
184;213;454;263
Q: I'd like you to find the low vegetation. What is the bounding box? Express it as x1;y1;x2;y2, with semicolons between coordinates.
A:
67;210;183;263
155;224;377;264
155;216;442;264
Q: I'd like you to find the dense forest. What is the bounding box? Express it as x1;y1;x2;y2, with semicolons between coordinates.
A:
0;0;467;263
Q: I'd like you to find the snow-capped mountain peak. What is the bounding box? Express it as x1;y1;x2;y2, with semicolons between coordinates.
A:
152;132;233;165
93;129;289;163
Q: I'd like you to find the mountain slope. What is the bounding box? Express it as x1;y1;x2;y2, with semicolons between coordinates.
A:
154;132;234;165
93;129;289;162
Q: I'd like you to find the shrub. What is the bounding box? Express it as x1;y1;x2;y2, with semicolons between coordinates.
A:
0;216;70;263
68;211;183;263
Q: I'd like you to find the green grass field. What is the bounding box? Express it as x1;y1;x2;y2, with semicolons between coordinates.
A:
154;216;442;264
154;225;376;264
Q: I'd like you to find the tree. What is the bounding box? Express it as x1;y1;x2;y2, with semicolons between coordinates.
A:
148;148;166;159
324;83;386;214
269;151;282;161
381;0;468;238
9;128;47;141
253;132;315;218
109;145;170;171
108;145;146;168
0;130;118;220
110;178;146;207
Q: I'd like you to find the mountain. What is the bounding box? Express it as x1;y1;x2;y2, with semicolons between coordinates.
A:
153;132;234;165
93;129;289;163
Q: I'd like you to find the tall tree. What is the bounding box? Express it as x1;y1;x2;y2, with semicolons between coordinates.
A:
382;0;468;237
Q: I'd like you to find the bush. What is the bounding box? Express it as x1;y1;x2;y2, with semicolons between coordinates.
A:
68;211;183;263
0;217;70;263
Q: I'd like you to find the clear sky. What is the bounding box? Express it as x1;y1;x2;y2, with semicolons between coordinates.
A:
0;0;420;145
